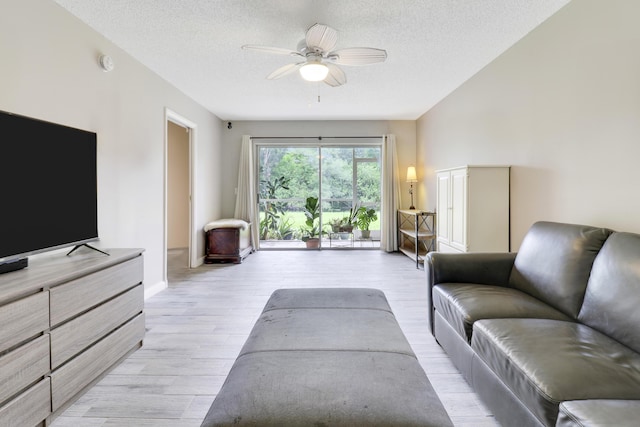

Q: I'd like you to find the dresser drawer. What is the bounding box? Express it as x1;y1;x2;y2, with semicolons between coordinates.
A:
0;378;51;427
0;334;50;406
51;284;144;368
51;313;145;411
50;255;143;326
0;292;49;353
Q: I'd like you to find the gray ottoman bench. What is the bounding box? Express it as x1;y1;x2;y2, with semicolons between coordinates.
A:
201;288;452;427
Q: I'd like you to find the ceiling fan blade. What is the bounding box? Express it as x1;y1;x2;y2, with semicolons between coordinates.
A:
329;47;387;65
242;45;304;58
324;63;346;87
267;62;305;80
305;23;338;53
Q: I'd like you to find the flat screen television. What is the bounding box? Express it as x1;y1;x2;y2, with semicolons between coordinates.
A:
0;110;98;272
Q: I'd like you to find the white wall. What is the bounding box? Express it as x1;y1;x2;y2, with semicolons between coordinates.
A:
417;0;640;249
220;120;417;217
1;0;223;294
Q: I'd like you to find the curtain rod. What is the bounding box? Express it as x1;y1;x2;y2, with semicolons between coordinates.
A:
250;136;383;140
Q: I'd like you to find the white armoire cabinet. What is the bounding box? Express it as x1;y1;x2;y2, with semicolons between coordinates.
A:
436;166;510;253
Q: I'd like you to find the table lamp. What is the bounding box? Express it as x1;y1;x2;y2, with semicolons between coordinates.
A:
407;166;418;210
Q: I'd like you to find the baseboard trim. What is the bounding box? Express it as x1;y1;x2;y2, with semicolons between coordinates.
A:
145;280;167;300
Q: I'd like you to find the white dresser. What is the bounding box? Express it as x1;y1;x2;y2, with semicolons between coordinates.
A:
436;166;510;253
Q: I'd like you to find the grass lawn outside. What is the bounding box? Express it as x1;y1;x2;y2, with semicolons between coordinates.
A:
259;210;381;241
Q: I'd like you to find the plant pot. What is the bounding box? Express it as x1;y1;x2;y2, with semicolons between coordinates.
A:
305;238;320;249
360;230;371;239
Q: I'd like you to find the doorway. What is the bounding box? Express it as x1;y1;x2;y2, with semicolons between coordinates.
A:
167;121;190;252
256;143;381;249
164;109;197;285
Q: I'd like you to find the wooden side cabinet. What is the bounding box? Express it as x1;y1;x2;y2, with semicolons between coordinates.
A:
0;248;144;426
397;210;436;268
204;224;252;264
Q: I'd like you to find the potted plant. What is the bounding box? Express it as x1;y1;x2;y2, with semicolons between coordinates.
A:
276;217;295;240
343;204;360;233
259;175;290;240
300;196;322;248
329;217;352;233
328;204;359;236
328;217;342;233
356;207;378;239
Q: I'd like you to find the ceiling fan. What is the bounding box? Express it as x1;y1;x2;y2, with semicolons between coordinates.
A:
242;23;387;87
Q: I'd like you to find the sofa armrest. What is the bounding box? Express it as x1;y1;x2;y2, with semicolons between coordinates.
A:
425;252;516;335
426;252;517;288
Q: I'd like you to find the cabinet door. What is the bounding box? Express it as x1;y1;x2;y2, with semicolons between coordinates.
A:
450;168;468;251
436;172;450;244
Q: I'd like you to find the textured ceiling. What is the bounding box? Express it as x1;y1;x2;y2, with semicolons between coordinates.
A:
53;0;571;121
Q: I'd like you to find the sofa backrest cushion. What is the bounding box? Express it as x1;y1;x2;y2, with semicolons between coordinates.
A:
509;221;612;318
579;232;640;353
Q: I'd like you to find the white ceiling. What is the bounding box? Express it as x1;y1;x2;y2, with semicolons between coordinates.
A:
53;0;571;121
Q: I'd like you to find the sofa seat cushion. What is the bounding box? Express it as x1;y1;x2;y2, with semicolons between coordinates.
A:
204;350;453;427
433;283;571;342
556;399;640;427
472;318;640;426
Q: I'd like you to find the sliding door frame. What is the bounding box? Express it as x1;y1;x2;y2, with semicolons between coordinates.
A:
254;139;382;249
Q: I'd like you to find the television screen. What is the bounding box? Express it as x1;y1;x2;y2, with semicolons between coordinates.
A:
0;110;98;263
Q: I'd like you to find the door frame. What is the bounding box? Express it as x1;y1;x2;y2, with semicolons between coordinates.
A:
164;108;197;280
254;141;382;249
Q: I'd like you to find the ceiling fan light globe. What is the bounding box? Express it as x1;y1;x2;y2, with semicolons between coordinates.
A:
300;63;329;81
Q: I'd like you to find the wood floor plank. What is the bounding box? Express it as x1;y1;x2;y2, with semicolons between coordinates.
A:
51;249;499;426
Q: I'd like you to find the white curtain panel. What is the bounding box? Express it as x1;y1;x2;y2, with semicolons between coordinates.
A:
381;134;401;252
233;135;259;249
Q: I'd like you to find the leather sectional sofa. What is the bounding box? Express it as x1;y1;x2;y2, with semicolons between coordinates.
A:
426;221;640;427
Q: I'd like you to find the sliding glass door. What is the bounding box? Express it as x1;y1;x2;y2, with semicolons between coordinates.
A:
257;146;319;247
257;143;380;249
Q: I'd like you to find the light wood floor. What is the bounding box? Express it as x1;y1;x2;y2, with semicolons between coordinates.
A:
51;249;499;427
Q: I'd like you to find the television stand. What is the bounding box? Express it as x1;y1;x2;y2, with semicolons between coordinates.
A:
0;248;144;425
66;243;110;257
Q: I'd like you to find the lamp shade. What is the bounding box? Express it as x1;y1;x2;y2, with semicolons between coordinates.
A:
299;62;329;82
406;166;418;183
